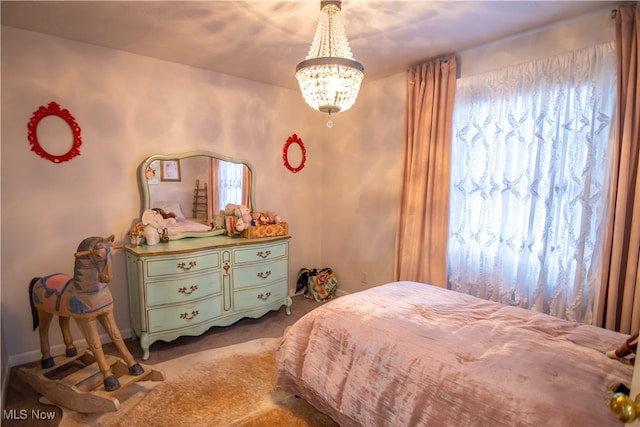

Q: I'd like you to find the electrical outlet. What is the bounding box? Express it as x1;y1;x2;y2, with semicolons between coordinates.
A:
361;271;367;283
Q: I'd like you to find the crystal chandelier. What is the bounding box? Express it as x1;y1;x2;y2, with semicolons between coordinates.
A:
296;0;364;127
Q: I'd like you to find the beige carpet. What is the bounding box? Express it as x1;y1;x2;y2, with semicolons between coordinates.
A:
59;338;337;426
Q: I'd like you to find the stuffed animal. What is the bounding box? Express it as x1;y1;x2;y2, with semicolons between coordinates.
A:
258;213;270;225
235;217;248;232
234;205;252;231
153;208;176;219
251;212;261;226
224;204;237;216
223;204;252;233
254;211;283;225
267;211;283;224
141;209;176;245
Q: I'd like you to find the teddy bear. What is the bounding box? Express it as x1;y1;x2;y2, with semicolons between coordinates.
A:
234;205;252;231
258;213;270;225
223;204;252;233
141;208;176;245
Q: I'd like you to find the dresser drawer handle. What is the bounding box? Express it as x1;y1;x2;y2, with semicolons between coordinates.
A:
256;250;271;259
179;310;199;320
257;292;272;301
257;270;271;279
177;261;197;271
178;285;198;295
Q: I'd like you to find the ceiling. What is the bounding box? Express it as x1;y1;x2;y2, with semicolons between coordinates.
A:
1;1;618;90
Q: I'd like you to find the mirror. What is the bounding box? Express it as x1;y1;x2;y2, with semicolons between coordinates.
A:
139;151;256;240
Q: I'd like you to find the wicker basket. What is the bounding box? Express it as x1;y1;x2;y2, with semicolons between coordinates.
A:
242;222;288;239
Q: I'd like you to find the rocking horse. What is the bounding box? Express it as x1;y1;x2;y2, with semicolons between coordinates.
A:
21;235;164;413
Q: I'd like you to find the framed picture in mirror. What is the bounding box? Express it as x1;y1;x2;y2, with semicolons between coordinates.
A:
161;160;181;181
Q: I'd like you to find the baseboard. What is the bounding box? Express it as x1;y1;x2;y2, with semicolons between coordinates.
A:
1;359;9;412
335;288;349;297
7;328;132;368
289;289;350;298
1;319;7;412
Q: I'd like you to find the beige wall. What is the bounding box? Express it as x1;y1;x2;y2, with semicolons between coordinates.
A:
0;26;337;365
458;9;615;78
0;7;615;367
319;73;406;292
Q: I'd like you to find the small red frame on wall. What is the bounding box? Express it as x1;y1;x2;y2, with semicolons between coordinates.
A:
27;101;82;164
283;133;306;173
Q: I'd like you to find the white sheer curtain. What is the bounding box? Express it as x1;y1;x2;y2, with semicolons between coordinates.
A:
218;161;244;209
448;42;616;323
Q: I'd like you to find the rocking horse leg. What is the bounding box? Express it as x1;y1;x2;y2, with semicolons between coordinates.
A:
76;316;121;391
97;312;144;376
37;310;55;369
58;316;77;357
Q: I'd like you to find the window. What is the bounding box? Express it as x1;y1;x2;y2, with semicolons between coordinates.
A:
218;161;244;209
447;42;616;323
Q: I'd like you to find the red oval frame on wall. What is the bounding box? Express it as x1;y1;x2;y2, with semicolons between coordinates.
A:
283;133;306;173
27;102;82;164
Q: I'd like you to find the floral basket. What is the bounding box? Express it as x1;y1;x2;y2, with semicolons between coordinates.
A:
128;223;144;247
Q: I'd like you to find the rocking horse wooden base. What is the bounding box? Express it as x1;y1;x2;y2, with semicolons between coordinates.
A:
18;349;165;413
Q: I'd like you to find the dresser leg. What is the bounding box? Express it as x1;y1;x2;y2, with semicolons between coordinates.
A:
285;296;292;315
140;333;150;361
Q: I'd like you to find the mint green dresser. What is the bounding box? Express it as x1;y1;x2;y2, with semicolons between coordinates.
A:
125;235;291;360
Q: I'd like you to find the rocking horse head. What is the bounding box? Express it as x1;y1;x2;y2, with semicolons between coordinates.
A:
74;234;116;284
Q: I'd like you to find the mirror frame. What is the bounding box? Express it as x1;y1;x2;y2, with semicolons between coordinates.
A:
138;150;256;239
283;133;306;173
27;101;82;164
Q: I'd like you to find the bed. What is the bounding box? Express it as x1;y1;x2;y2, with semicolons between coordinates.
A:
165;217;214;235
276;281;634;426
150;201;222;237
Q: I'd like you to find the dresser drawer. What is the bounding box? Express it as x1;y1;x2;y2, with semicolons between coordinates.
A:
233;242;287;265
147;295;223;333
146;272;221;307
233;281;288;311
145;251;220;278
233;258;287;289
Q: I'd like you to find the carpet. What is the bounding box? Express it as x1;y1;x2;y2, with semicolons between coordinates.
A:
59;338;338;426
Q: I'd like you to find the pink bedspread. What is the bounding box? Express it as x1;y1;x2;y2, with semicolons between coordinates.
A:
276;281;632;426
166;218;212;235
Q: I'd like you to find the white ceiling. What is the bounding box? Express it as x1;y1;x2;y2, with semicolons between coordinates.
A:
1;1;618;90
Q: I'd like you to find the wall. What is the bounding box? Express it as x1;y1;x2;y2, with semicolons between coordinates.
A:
458;8;615;78
319;73;406;292
0;7;616;368
321;7;616;294
0;26;323;366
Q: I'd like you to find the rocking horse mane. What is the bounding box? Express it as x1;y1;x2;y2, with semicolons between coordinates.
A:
76;236;100;253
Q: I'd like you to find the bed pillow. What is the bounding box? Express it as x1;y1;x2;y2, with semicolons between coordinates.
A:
153;201;186;219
